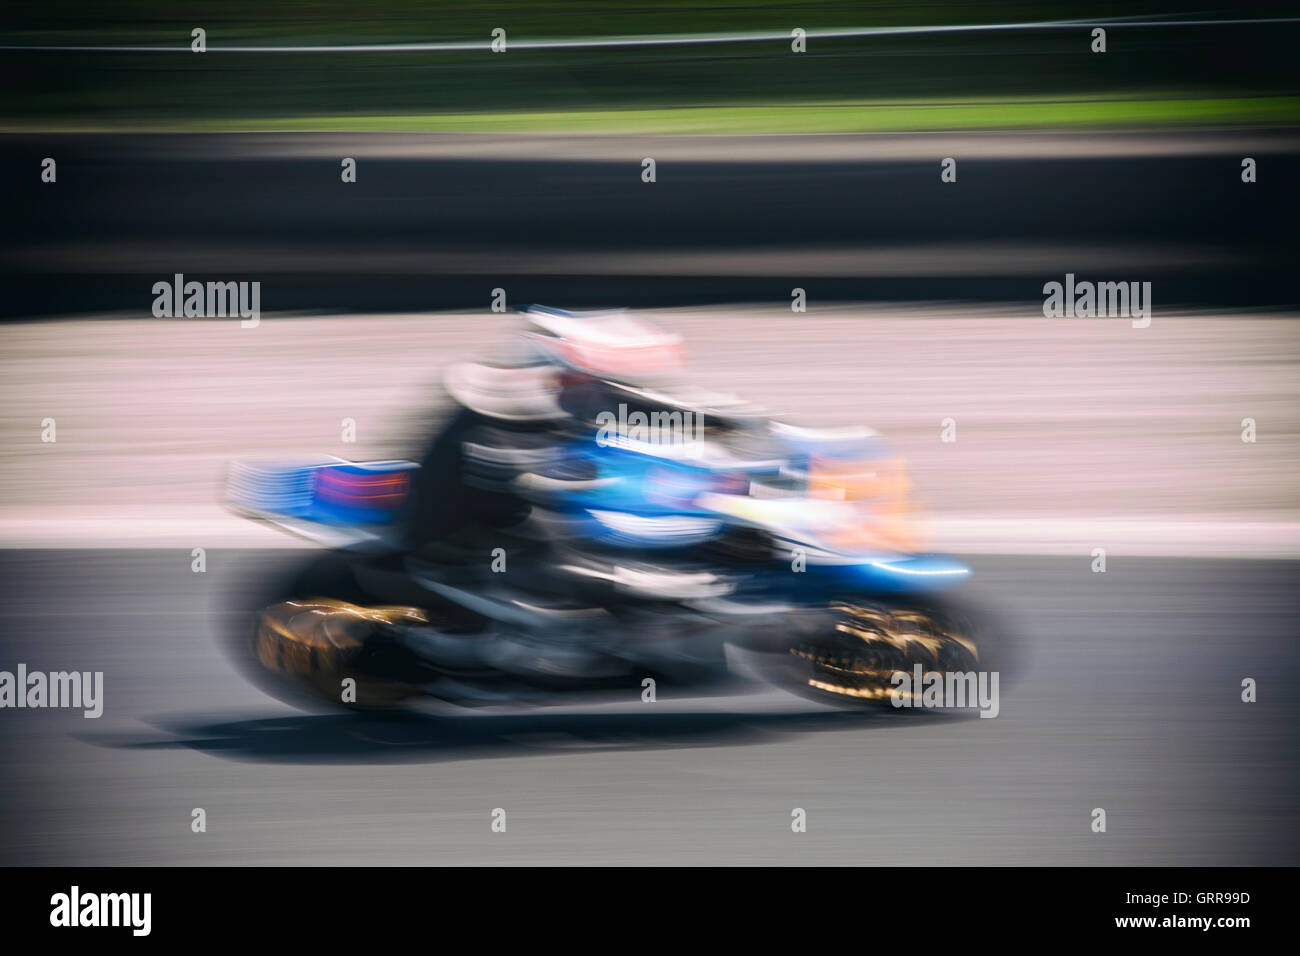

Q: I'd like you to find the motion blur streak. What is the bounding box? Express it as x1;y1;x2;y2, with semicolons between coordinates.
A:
9;17;1300;53
2;307;1296;554
3;131;1297;317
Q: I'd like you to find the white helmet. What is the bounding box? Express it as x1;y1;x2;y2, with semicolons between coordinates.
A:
443;306;693;422
519;306;686;384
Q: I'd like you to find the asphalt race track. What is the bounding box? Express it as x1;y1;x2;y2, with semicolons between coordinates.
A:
0;550;1295;866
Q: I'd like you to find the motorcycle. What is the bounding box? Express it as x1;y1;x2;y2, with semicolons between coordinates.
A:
221;309;1013;715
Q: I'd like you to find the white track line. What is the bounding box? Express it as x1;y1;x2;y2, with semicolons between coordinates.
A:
2;511;1296;557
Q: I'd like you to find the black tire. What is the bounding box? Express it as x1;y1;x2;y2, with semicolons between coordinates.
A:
219;551;421;712
779;596;1020;710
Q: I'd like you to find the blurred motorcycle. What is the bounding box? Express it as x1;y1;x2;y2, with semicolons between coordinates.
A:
222;307;1011;713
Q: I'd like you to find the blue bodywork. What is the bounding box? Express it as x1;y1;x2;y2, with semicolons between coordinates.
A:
230;434;969;595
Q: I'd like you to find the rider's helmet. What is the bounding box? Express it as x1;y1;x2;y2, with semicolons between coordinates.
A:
443;306;688;423
523;305;768;431
519;305;686;384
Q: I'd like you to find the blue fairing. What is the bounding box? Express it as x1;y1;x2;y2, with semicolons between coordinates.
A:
547;439;969;592
554;442;724;515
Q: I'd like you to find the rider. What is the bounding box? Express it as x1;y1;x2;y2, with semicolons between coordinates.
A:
400;306;699;560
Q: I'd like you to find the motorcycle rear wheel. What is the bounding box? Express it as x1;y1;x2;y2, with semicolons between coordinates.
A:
224;551;438;711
